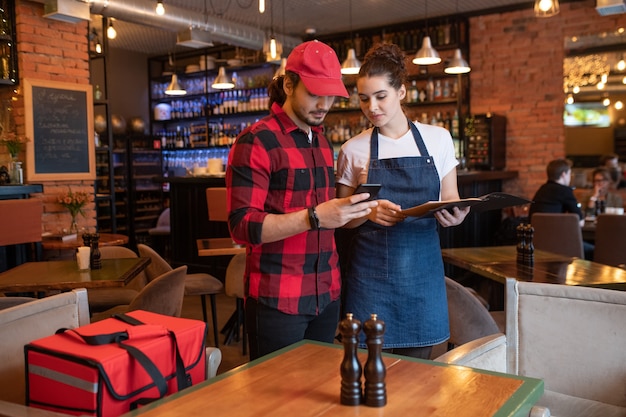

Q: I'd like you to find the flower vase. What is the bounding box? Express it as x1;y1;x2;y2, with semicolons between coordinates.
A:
69;213;79;235
9;154;23;184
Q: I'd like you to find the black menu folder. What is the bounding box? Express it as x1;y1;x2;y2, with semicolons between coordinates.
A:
400;192;532;218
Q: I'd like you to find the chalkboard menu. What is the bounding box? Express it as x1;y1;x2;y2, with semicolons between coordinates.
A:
24;79;95;181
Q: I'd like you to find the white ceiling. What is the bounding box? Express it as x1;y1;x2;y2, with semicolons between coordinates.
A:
95;0;564;56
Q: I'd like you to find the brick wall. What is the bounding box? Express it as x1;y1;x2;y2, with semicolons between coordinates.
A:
469;0;626;199
4;0;96;235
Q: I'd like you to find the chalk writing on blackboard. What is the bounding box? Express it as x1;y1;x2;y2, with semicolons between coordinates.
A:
31;86;89;173
24;78;94;181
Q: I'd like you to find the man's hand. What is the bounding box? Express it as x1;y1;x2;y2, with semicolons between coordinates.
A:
315;193;378;229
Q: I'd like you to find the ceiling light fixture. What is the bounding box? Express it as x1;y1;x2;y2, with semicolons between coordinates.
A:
264;0;282;62
156;0;165;15
444;0;470;74
341;0;361;75
259;0;265;13
534;0;560;18
106;19;117;39
413;0;440;65
212;67;235;90
164;74;186;96
164;53;186;96
444;49;471;74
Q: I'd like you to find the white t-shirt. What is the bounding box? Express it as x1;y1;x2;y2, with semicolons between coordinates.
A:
336;121;458;193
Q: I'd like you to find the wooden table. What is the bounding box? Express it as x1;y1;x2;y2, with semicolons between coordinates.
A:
42;233;129;251
196;237;246;257
121;341;543;417
0;257;150;293
442;246;626;290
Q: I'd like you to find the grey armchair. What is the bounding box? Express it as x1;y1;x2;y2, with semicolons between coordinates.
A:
436;278;626;417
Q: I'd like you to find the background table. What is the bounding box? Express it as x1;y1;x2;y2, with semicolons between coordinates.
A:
442;246;626;290
121;341;543;417
42;233;129;251
0;258;150;293
196;238;246;257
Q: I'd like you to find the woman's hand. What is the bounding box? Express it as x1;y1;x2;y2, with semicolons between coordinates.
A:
434;206;470;227
367;199;406;226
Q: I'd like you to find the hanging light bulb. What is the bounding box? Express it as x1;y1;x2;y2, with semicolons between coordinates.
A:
156;0;165;15
603;97;611;106
566;94;574;104
164;74;186;96
259;0;265;13
615;100;624;110
617;58;626;71
573;85;580;94
444;49;471;74
341;49;361;75
413;36;441;65
106;19;117;40
341;0;361;75
534;0;560;17
413;0;440;66
95;39;102;54
212;67;235;89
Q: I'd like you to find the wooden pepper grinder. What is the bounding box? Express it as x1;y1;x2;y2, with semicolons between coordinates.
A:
338;313;362;406
82;232;92;248
363;313;386;407
524;224;534;267
90;233;102;270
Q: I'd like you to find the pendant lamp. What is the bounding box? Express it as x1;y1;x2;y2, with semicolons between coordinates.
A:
444;49;471;74
412;1;440;66
212;67;235;90
341;0;361;75
534;0;560;17
164;74;186;96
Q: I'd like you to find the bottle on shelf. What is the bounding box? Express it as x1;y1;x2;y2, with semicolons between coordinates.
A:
409;81;418;104
426;78;434;102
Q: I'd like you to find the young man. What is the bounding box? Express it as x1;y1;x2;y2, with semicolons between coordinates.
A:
529;158;584;226
226;40;377;360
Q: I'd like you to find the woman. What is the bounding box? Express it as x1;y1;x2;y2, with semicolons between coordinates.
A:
335;43;469;359
584;167;623;216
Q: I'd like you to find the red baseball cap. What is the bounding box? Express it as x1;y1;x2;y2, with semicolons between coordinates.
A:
285;40;349;98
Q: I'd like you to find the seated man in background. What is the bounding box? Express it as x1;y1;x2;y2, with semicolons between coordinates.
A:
529;158;594;259
599;153;625;189
529;158;584;226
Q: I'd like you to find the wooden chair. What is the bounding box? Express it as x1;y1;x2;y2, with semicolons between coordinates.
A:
224;253;247;355
0;288;89;404
436;278;626;417
593;213;626;267
87;246;148;313
530;212;584;258
137;243;224;347
91;266;187;322
0;199;43;271
206;187;228;222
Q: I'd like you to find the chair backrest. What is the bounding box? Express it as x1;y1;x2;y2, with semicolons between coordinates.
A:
593;213;626;267
225;253;246;299
128;265;187;317
530;212;584;258
137;243;173;282
0;289;89;404
156;208;170;228
0;199;42;246
206;187;228;222
99;246;148;290
505;278;626;407
445;277;500;347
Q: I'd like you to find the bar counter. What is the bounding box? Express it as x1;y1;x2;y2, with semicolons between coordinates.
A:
165;171;518;276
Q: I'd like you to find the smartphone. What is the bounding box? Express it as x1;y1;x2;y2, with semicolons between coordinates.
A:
354;184;382;201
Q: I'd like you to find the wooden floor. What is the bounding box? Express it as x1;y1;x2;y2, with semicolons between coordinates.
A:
180;293;250;375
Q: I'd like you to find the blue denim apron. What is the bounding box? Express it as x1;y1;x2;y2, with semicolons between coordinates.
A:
343;121;449;348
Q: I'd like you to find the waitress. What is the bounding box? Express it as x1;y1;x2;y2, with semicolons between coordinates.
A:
336;43;469;359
